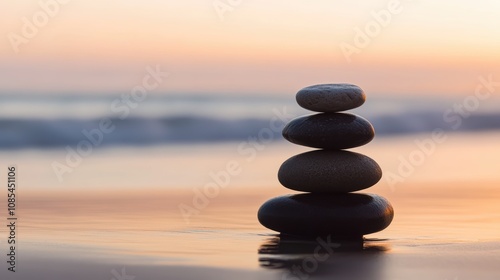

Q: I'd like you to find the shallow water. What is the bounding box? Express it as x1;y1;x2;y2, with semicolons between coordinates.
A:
1;132;500;279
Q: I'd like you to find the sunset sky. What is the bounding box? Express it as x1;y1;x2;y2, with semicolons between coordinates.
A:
1;0;499;96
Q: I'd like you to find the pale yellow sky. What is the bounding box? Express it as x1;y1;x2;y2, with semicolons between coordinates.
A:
1;0;499;96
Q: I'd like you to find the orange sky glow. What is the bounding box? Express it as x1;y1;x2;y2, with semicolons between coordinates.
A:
1;0;499;96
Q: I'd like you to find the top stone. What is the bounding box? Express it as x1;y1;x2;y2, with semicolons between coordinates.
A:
296;84;366;112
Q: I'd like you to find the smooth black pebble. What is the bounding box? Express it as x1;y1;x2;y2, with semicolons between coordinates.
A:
282;113;374;149
258;193;394;238
278;150;382;193
296;83;366;113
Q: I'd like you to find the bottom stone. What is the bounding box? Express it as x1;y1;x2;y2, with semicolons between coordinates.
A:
257;193;393;237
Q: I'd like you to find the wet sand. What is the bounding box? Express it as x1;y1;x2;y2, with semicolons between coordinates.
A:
2;132;500;279
2;179;500;279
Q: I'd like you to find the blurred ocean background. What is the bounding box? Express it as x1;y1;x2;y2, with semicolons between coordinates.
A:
2;2;500;278
2;93;500;149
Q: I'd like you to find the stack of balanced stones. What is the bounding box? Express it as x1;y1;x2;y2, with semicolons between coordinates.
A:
258;84;394;239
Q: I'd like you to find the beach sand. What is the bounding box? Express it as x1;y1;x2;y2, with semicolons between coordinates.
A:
2;132;500;279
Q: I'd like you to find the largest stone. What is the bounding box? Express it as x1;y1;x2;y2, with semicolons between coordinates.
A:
282;113;374;149
278;150;382;193
258;193;394;238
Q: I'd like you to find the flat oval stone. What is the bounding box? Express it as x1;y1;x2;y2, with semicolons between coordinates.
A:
278;150;382;193
282;113;374;149
296;84;365;112
258;193;393;238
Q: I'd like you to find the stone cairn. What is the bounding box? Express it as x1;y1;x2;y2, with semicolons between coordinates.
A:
258;84;393;239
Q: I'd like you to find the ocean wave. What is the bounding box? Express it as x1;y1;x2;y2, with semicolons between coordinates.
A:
1;112;500;149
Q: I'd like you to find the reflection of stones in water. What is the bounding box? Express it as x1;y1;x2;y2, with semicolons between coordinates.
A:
258;235;389;279
259;235;389;259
